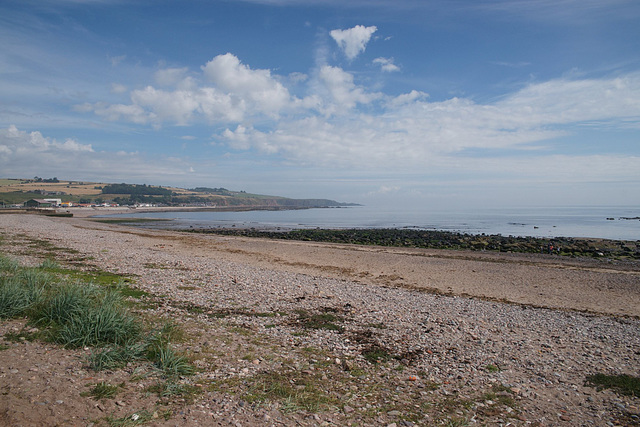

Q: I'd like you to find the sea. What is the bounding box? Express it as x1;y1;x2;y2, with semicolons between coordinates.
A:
104;205;640;241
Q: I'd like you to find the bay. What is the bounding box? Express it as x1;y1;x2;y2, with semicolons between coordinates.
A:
104;205;640;241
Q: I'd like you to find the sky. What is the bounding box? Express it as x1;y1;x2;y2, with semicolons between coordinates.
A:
1;0;639;209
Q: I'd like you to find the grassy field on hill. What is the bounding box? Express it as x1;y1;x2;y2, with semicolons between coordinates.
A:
0;178;352;208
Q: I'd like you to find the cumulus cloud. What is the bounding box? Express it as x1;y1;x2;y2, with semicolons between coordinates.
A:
214;72;640;172
202;53;291;116
330;25;377;60
77;51;640;186
316;65;380;113
0;125;197;184
80;53;388;126
154;67;189;86
373;57;400;72
0;125;93;157
81;54;300;127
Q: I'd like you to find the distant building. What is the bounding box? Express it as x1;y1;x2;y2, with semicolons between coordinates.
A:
24;199;54;208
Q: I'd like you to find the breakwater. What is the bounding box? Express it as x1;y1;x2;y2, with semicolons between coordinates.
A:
188;228;640;259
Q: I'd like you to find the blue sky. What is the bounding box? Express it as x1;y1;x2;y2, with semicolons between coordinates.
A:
1;0;639;208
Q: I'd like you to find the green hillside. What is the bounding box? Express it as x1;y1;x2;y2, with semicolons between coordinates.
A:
0;178;358;209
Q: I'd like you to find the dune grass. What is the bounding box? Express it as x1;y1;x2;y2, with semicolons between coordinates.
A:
0;253;194;379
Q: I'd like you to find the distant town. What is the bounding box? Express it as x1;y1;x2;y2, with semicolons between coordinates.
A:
0;177;357;210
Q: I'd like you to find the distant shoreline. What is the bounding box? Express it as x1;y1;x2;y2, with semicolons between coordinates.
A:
0;204;333;218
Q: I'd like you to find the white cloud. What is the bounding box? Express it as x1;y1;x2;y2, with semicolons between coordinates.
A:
213;72;640;173
154;67;189;86
288;72;308;83
86;102;155;125
373;57;400;72
131;86;201;125
316;65;380;113
76;51;640;190
110;83;127;94
79;54;383;125
0;125;197;184
0;125;93;157
330;25;377;60
202;53;291;117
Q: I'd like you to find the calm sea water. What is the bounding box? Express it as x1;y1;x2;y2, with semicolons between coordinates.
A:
105;205;640;240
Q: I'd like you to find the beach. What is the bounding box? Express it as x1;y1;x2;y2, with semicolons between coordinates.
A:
1;212;639;426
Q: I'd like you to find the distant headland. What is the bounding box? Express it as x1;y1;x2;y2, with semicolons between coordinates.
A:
0;177;359;210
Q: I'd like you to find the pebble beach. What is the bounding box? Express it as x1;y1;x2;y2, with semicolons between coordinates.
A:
1;212;639;426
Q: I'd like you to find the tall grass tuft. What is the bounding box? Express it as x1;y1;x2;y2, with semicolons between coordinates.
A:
153;345;195;377
1;254;194;378
54;291;142;348
32;282;97;326
88;341;147;371
0;254;20;274
0;276;46;318
39;258;61;271
15;268;55;289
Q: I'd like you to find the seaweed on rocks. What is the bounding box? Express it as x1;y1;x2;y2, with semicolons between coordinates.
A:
186;228;640;260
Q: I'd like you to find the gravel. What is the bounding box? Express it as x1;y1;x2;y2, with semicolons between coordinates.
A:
1;213;639;426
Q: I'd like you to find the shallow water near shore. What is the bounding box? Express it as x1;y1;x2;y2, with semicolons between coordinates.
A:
104;205;640;240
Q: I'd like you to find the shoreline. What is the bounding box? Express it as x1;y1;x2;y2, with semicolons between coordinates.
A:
3;204;638;241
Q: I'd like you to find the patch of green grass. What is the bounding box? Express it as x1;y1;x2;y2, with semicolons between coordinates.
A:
105;409;156;426
3;329;42;342
0;269;49;319
22;237;80;257
485;364;500;373
147;380;201;403
366;322;387;329
245;370;336;413
39;258;61;270
294;309;344;332
362;344;392;364
53;291;142;348
585;373;640;396
82;381;123;400
153;346;195;377
1;253;195;406
87;342;147;371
